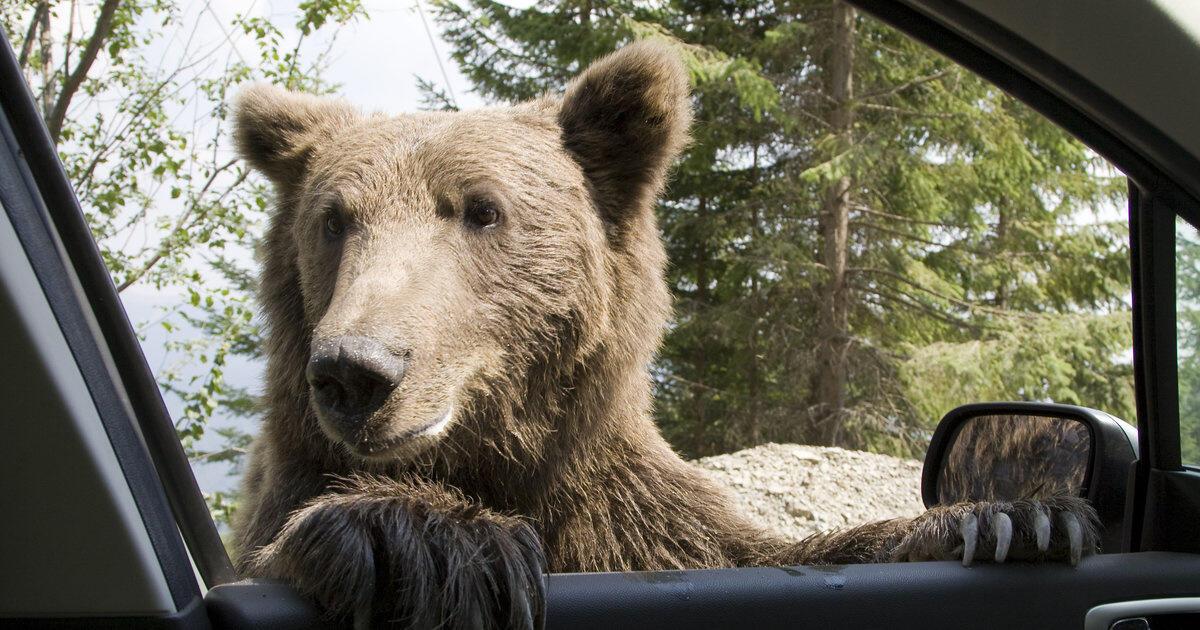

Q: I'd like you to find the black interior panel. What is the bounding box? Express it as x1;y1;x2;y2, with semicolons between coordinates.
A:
546;553;1200;629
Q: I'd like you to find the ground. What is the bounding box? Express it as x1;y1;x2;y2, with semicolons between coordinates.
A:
696;443;924;540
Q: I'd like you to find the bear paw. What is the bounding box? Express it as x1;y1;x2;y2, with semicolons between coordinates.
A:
244;478;546;629
890;496;1100;566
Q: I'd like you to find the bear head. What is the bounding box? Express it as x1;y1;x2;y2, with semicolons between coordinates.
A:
234;42;690;468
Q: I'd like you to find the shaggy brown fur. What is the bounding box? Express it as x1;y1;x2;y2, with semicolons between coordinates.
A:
231;42;1099;628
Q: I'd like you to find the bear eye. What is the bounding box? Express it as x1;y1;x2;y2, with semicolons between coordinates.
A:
464;198;500;229
323;210;346;240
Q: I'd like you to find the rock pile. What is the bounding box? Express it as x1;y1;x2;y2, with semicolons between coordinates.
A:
693;442;925;540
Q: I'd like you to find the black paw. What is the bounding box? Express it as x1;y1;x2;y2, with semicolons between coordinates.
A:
245;477;546;629
891;496;1100;566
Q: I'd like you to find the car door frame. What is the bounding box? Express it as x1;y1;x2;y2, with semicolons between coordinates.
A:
0;35;212;629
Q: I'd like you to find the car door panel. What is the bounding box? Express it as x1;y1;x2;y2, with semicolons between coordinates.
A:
544;553;1200;629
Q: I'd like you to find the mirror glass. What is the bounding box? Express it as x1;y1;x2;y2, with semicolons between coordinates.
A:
937;414;1091;504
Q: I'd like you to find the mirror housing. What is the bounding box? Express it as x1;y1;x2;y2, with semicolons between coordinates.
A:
922;402;1138;553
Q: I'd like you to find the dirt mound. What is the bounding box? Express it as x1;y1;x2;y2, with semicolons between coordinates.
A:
693;442;925;540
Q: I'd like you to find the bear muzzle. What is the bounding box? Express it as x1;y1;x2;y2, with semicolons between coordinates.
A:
306;335;409;442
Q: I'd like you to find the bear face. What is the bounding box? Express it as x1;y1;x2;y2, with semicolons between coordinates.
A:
235;42;690;467
239;102;613;462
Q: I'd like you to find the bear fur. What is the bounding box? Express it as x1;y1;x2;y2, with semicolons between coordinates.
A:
231;42;1098;627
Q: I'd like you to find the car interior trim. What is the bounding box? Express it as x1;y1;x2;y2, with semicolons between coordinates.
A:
0;32;210;609
0;29;237;589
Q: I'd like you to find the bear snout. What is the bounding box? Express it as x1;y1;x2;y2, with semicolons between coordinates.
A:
306;335;408;438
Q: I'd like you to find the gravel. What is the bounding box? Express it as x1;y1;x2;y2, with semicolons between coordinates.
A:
693;442;925;541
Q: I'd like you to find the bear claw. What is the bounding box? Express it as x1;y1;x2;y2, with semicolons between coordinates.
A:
1059;512;1083;566
992;512;1012;563
1034;506;1052;552
959;513;978;566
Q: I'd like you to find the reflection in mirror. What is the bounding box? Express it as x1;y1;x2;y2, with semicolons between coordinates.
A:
938;415;1090;505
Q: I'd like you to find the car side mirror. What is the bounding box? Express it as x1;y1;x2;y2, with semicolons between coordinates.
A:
922;402;1138;553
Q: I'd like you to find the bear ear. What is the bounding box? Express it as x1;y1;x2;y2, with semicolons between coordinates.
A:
232;84;359;189
558;41;692;229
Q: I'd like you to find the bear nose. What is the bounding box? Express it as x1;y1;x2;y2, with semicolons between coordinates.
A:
306;336;408;429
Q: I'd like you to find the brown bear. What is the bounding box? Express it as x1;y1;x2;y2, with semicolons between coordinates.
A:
230;42;1098;628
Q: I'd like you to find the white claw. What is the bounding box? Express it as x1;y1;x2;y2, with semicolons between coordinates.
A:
992;512;1012;563
960;513;979;567
1059;512;1083;566
1034;509;1052;552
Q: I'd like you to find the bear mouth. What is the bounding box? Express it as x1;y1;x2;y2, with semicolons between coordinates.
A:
345;405;455;459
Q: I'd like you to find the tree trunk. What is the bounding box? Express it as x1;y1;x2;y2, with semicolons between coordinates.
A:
38;5;53;120
18;2;49;71
996;203;1009;308
748;143;763;447
692;194;709;455
809;1;856;446
46;0;123;143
